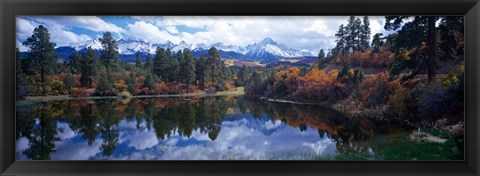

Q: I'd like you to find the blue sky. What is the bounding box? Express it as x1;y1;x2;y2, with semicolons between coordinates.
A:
16;16;389;52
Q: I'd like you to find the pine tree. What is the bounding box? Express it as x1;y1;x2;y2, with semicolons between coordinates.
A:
22;25;58;85
68;51;81;74
345;16;357;53
167;48;179;82
235;65;248;87
207;47;221;88
153;47;168;81
99;32;119;68
384;16;439;81
80;47;99;88
360;16;371;51
317;49;326;65
16;48;30;99
196;55;208;89
135;51;142;69
179;49;196;90
371;33;385;53
145;53;153;73
335;24;347;56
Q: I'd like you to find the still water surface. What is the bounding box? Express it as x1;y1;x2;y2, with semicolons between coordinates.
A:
15;96;461;160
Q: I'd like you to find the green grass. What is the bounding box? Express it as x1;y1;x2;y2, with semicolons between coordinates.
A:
378;129;463;160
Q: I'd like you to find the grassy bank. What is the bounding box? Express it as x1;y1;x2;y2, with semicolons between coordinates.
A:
17;87;245;106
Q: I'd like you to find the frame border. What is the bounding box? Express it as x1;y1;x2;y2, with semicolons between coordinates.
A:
1;0;479;175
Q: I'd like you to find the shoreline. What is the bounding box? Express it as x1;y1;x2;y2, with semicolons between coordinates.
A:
17;88;245;106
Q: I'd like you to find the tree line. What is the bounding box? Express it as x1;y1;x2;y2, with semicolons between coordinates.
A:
244;16;465;132
16;26;238;99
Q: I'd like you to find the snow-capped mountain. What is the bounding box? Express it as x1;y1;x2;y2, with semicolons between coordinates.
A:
49;37;317;62
71;38;103;51
245;37;309;60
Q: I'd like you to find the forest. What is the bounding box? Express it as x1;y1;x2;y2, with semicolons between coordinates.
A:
16;16;464;136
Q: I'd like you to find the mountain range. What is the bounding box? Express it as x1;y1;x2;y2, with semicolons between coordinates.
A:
33;37;319;63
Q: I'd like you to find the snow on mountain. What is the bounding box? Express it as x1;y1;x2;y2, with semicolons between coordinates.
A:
210;42;248;54
245;37;314;60
58;37;317;61
117;38;156;54
71;38;102;51
171;41;193;52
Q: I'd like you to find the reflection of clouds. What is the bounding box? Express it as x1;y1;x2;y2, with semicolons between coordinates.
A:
16;137;29;152
16;116;337;160
264;120;282;130
117;120;159;150
56;122;76;140
302;138;336;156
123;129;159;150
104;118;337;160
51;139;103;160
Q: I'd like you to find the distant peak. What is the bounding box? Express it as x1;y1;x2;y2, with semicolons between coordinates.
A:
261;37;276;44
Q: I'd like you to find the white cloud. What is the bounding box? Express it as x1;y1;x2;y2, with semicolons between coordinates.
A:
16;17;93;47
126;21;181;44
16;137;29;152
16;40;29;52
16;18;38;39
51;139;103;160
56;122;76;140
17;16;389;52
27;16;124;34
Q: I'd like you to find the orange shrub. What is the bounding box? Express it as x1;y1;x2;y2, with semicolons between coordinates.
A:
115;79;128;92
71;87;90;97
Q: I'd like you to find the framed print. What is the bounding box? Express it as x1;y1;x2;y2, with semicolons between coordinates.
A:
1;0;479;175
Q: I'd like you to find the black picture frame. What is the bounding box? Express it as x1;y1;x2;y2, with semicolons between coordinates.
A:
1;0;479;175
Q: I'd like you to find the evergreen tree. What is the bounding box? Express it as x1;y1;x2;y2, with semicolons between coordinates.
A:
371;33;385;53
335;24;347;56
68;51;81;74
317;49;326;66
126;72;136;94
235;65;248;87
207;47;221;88
384;16;439;81
345;16;357;52
360;16;371;51
16;48;30;99
22;25;58;85
80;47;99;88
195;55;208;89
153;47;168;81
99;32;119;68
179;49;196;90
135;51;142;69
96;71;114;96
145;53;153;72
167;48;179;82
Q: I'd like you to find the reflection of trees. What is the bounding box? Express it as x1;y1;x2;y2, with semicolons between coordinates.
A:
96;100;120;157
17;104;59;160
16;95;405;160
150;97;232;141
79;104;100;145
240;97;400;156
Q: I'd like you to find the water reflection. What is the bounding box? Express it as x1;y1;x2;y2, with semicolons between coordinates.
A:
16;96;407;160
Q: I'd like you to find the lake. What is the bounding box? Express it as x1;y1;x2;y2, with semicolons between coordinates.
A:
15;96;463;160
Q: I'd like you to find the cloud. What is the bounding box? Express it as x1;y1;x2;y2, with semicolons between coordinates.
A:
27;16;124;34
51;139;103;160
16;18;38;39
126;21;181;44
97;118;337;160
16;17;93;47
16;40;29;52
17;16;389;52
